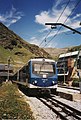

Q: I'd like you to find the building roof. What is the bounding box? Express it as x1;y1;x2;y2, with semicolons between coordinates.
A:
30;58;55;62
0;64;13;70
59;51;79;58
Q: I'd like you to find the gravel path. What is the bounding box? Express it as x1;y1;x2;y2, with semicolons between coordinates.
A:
19;90;61;120
19;90;81;120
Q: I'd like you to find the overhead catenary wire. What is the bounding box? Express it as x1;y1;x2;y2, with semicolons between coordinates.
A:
43;0;81;48
39;0;71;47
39;29;52;47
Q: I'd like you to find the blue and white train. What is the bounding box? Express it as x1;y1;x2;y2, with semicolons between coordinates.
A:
13;58;58;95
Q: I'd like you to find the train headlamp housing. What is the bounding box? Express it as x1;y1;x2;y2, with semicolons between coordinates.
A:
52;81;55;84
32;80;37;85
34;80;37;84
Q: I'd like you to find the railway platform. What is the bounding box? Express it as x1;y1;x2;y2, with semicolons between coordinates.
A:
57;86;81;101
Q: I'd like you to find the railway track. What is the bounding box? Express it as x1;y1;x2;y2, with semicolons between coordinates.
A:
37;95;81;120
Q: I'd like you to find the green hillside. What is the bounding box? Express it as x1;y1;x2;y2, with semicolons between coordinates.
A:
0;22;51;72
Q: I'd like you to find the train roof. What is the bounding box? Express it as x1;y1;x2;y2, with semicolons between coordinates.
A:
59;51;79;58
29;58;55;62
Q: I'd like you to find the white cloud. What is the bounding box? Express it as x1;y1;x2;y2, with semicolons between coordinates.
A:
29;32;58;48
30;37;40;46
35;11;56;26
0;15;5;22
34;0;81;48
0;6;24;27
53;0;65;9
35;0;81;33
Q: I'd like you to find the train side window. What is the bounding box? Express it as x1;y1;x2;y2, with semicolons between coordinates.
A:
26;65;29;72
53;64;56;74
23;67;26;73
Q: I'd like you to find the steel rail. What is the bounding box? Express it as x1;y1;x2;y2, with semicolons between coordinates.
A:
37;96;81;120
37;97;68;120
50;96;81;116
47;97;81;120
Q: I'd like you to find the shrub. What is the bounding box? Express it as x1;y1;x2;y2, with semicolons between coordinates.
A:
11;40;17;46
72;78;79;87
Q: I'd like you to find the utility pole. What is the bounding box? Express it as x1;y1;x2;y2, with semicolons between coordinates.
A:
7;56;14;81
45;23;81;35
45;22;81;86
63;62;66;85
17;70;19;81
7;57;10;81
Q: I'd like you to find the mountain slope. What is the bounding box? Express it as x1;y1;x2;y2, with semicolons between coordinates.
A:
0;22;51;72
44;48;68;60
44;45;81;60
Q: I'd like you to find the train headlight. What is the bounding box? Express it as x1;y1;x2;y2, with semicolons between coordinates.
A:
34;80;37;84
52;81;55;84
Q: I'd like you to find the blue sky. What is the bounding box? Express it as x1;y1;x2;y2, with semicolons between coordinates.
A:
0;0;81;48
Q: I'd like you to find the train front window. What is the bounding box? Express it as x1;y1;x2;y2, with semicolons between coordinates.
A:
32;62;55;77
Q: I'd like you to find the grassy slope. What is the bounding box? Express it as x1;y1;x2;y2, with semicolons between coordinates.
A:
0;46;10;63
0;82;35;120
0;23;51;72
0;45;35;72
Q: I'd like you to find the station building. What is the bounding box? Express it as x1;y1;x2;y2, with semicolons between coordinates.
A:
0;64;13;82
57;50;81;82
